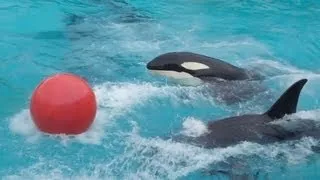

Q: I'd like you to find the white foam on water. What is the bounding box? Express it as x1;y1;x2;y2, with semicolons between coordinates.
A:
94;81;218;108
245;58;320;84
93;82;161;111
4;139;317;180
9;109;41;143
8;108;114;145
100;124;319;179
8;81;215;145
269;73;320;85
3;160;106;180
260;72;320;104
291;109;320;120
181;117;209;137
245;58;309;75
270;109;320;132
73;109;113;145
5;110;320;179
8;73;319;146
244;58;320;101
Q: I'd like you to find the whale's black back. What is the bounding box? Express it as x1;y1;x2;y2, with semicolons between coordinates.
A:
194;114;290;148
171;79;310;148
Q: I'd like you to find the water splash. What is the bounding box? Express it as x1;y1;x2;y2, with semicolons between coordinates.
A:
181;117;209;137
8;81;218;145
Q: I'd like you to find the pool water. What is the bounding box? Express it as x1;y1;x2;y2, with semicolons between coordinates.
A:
1;0;320;179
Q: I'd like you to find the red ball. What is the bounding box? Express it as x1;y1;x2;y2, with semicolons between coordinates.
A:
30;73;97;135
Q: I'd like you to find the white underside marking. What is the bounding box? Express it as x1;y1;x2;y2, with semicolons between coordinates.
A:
149;70;203;86
181;62;210;70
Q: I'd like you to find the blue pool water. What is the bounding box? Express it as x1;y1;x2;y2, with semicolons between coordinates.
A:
1;0;320;179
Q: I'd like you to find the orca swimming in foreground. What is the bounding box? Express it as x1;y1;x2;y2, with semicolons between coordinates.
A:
147;51;261;85
172;78;316;149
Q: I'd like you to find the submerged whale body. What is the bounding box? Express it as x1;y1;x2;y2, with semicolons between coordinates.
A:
171;79;316;149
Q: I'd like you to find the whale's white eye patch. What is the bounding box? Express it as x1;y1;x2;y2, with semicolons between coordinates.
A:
181;62;210;70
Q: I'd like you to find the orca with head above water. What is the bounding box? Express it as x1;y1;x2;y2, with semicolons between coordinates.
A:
171;78;316;149
147;51;266;104
147;51;261;85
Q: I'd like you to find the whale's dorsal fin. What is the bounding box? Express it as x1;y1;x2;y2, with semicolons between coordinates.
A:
264;79;308;120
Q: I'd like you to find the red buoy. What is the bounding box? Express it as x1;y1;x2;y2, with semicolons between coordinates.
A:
30;73;97;135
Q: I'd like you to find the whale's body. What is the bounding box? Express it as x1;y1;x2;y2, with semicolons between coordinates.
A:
147;52;261;85
172;79;315;148
147;52;265;104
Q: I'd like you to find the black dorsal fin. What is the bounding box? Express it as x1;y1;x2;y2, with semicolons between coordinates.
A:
264;79;308;120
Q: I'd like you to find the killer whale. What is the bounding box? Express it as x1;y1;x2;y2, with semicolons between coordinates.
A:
171;79;314;149
146;51;266;104
146;51;262;85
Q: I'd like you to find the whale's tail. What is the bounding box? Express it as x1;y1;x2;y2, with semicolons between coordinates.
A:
264;78;308;120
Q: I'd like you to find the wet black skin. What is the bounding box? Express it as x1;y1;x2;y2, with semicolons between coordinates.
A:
147;52;261;81
171;79;313;148
147;51;266;105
